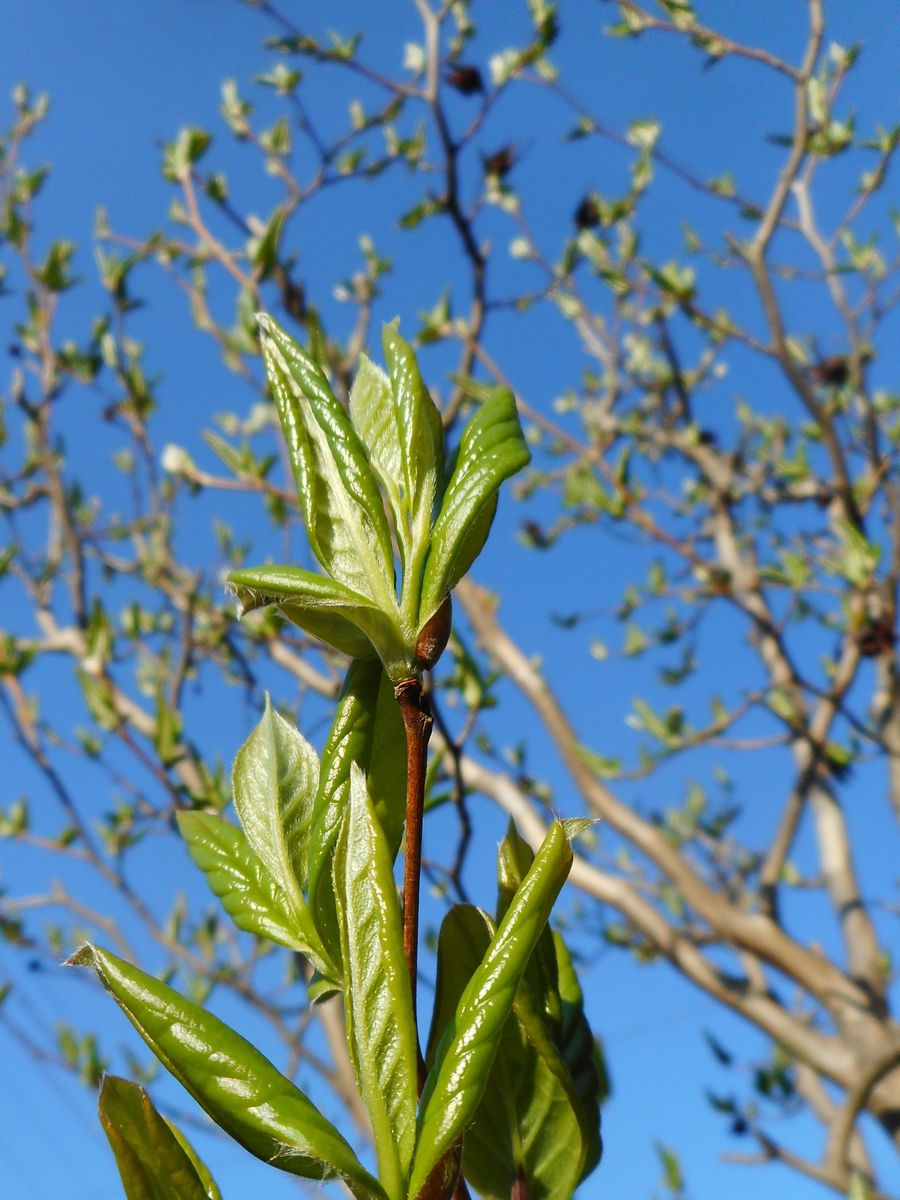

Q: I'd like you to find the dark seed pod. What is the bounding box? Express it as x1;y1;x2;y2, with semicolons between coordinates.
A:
416;594;452;670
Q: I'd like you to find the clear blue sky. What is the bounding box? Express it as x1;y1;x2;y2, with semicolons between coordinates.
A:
1;3;898;1199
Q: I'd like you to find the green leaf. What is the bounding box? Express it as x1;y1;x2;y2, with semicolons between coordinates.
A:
472;982;588;1200
232;696;317;906
430;861;602;1199
176;811;334;975
99;1076;215;1200
333;767;418;1199
228;564;414;679
382;325;443;575
553;932;604;1175
497;820;561;1030
164;1117;222;1200
424;905;494;1072
420;388;530;624
256;314;396;609
409;821;574;1199
307;660;406;968
68;945;386;1200
349;333;443;600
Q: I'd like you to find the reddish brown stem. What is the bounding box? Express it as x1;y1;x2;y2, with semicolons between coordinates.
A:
395;675;433;1091
512;1166;532;1200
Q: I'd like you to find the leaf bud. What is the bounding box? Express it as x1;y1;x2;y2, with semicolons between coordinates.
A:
416;594;452;669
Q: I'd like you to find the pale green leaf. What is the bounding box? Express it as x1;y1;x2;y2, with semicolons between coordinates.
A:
177;811;334;976
307;659;407;965
228;564;414;680
420;388;530;624
257;314;396;609
232;696;317;909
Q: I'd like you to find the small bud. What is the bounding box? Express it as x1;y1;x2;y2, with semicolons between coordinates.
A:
415;594;452;669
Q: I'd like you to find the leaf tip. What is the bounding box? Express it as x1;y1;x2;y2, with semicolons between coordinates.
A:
64;943;97;969
558;817;597;843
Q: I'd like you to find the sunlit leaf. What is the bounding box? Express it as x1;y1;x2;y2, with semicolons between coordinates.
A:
409;821;574;1198
307;659;407;964
420;388;530;624
333;767;418;1198
257;314;396;608
68;945;386;1200
232;696;318;904
177;811;334;976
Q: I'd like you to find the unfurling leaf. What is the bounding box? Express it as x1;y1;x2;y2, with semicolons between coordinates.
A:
409;821;574;1199
68;945;387;1200
232;695;318;904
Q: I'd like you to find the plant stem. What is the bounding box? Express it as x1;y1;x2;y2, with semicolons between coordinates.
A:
396;675;472;1200
395;674;433;1087
512;1166;532;1200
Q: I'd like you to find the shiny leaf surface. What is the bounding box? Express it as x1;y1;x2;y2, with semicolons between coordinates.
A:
232;695;317;904
228;564;413;680
419;389;529;624
257;314;396;608
409;821;574;1199
334;767;418;1199
554;932;605;1176
69;945;387;1200
307;659;406;962
177;811;333;975
497;820;561;1031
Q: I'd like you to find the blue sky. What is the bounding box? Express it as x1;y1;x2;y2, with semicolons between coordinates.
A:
1;3;899;1199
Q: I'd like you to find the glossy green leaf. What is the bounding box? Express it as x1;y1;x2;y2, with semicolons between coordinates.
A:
497;820;561;1031
554;932;605;1175
424;904;494;1072
333;767;418;1199
229;564;414;680
69;945;387;1200
419;388;530;624
257;314;396;609
232;695;317;906
384;326;443;579
98;1076;213;1200
428;903;597;1199
409;821;574;1199
349;355;407;558
462;986;587;1200
176;811;334;976
307;659;406;962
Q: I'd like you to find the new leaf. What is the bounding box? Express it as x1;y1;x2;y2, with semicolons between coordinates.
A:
408;820;574;1199
257;314;396;610
99;1076;218;1200
333;767;418;1199
69;945;387;1200
420;388;530;625
177;810;334;977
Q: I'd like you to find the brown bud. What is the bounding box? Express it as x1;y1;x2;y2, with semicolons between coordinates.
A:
415;594;452;670
445;64;484;96
482;144;517;178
